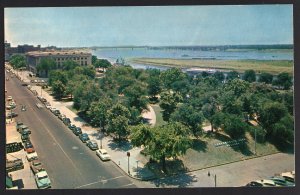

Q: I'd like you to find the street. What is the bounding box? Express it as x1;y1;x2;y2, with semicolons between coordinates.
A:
6;72;137;189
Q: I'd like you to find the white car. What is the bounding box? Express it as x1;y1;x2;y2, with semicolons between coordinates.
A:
35;171;51;189
50;107;57;113
96;149;111;161
44;102;51;109
26;152;38;162
7;96;13;101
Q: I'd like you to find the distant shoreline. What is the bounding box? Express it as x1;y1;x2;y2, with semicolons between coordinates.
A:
129;58;293;75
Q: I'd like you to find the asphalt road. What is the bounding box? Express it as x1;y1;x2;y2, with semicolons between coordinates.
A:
6;73;137;189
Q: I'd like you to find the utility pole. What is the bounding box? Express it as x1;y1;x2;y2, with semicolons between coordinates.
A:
127;152;130;175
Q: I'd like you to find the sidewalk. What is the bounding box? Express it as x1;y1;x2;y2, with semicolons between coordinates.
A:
30;83;156;181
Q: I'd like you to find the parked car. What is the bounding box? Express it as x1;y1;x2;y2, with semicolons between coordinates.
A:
50;107;57;113
53;110;60;116
24;141;35;153
86;140;99;150
245;181;264;187
63;117;71;125
35;171;51;189
7;96;13;101
256;179;277;187
280;172;295;183
6;112;18;118
44;102;51;109
26;152;38;162
68;124;76;131
79;133;90;143
20;128;31;135
96;149;111;161
270;176;295;186
37;96;47;103
73;127;82;136
30;160;45;175
17;124;28;132
58;114;66;121
21;134;30;142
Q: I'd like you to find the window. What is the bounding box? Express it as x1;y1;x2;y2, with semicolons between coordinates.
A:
85;61;87;65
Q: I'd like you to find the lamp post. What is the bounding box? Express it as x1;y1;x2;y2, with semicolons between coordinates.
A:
136;160;139;170
99;120;103;149
127;152;130;175
208;171;217;187
254;127;257;155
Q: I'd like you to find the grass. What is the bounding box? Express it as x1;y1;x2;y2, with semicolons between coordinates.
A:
129;58;293;75
151;104;167;127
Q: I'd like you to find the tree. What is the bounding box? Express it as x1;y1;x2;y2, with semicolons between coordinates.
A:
160;68;186;89
36;58;56;77
87;98;112;130
92;55;98;65
137;122;192;172
223;114;248;139
73;66;96;79
213;71;225;82
243;69;256;83
159;91;181;122
224;79;250;97
227;71;240;81
259;102;288;135
94;59;112;71
258;72;273;84
271;114;294;145
123;82;149;112
171;104;204;136
52;80;66;100
9;54;26;69
272;72;293;90
202;103;217;131
62;60;79;71
107;103;131;141
130;124;153;147
48;70;68;86
147;76;161;101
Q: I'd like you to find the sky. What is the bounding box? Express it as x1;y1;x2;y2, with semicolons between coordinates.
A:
5;5;293;47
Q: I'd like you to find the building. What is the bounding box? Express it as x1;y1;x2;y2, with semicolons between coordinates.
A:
5;42;42;61
26;51;92;74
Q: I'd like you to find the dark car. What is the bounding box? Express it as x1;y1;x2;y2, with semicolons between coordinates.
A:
73;127;82;136
68;124;76;131
86;140;99;150
270;176;295;187
24;141;35;153
53;110;60;116
21;134;30;142
63;117;71;125
16;121;23;129
20;128;31;135
6;112;18;118
79;133;90;143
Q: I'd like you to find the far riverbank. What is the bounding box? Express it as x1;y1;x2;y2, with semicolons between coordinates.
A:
128;58;293;75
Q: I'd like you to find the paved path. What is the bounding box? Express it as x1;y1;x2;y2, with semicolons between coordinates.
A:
141;105;156;126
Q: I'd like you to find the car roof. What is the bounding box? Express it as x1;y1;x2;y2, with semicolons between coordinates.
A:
99;149;107;153
27;152;38;158
36;171;48;177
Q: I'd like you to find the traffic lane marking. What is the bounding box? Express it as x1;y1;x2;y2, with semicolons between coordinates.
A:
74;175;128;189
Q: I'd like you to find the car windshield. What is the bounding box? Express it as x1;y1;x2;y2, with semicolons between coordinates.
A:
34;162;41;166
39;175;48;180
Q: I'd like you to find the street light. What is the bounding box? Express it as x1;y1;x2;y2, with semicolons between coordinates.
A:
254;127;257;155
208;171;217;187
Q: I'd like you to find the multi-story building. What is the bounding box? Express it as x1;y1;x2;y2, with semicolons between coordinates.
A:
26;51;92;74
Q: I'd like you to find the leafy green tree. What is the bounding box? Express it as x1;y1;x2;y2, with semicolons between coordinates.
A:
227;71;240;81
92;55;98;65
36;58;56;77
94;59;112;71
171;104;204;136
87;98;113;130
48;70;68;86
211;112;226;131
243;69;256;83
143;123;192;172
259;102;288;136
147;75;161;101
159;91;182;122
123;82;148;112
201;71;210;78
62;60;79;71
160;68;186;89
73;65;96;79
171;80;190;97
213;71;225;82
107;103;131;141
224;79;250;97
248;126;266;143
272;72;293;90
52;80;66;100
223;114;248;139
271;114;294;145
202;103;217;131
9;54;26;69
258;72;273;84
130;124;153;147
128;107;143;125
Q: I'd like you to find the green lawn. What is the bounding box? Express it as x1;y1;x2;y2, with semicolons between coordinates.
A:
151;104;167;127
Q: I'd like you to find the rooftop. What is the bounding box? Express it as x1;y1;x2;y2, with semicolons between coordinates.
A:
26;50;91;57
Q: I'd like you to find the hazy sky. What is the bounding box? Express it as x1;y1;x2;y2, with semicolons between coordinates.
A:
5;5;293;47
